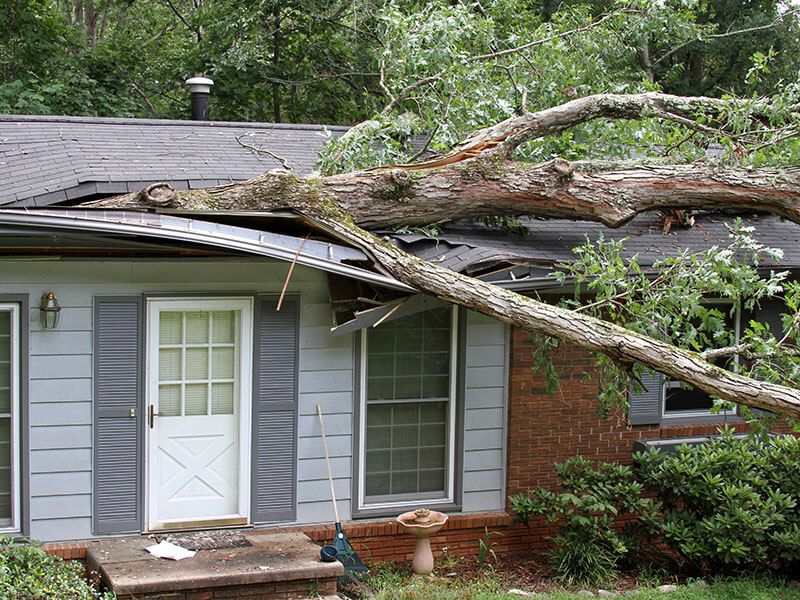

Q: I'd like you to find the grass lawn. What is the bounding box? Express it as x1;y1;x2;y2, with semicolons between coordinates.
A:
357;568;800;600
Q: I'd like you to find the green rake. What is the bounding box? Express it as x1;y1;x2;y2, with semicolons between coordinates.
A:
316;405;368;577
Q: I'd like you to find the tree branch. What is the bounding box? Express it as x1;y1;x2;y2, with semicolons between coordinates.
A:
82;156;800;228
76;91;800;418
473;8;637;61
380;71;445;116
700;344;752;361
375;9;633;116
235;133;292;171
163;0;201;42
301;204;800;419
652;10;799;68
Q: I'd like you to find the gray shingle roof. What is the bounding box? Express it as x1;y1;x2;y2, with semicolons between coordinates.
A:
0;114;347;206
387;212;800;277
3;114;800;280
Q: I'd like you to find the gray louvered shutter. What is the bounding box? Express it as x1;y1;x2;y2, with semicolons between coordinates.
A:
93;296;142;534
251;296;299;523
628;369;663;425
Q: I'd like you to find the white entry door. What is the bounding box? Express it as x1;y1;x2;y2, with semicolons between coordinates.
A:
146;298;253;530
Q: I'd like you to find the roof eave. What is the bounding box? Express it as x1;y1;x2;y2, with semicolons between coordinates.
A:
0;209;416;293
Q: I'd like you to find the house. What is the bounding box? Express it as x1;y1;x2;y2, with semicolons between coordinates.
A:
0;113;796;563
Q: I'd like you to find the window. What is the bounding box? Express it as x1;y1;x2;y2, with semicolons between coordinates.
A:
358;307;457;510
0;304;19;531
662;300;739;419
157;309;240;417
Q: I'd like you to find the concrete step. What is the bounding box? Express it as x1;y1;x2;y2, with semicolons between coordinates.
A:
87;531;343;600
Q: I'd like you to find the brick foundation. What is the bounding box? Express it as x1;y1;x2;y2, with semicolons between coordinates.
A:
45;512;538;566
302;511;540;563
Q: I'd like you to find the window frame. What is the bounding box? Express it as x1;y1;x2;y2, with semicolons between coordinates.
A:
661;298;740;422
355;306;461;515
0;303;20;533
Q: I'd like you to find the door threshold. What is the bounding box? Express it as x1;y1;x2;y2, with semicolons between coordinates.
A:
148;516;249;532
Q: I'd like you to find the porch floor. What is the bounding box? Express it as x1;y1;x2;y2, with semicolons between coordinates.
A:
86;531;343;600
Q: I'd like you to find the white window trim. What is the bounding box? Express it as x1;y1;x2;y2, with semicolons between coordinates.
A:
357;306;458;512
0;303;20;533
662;299;740;419
144;297;253;528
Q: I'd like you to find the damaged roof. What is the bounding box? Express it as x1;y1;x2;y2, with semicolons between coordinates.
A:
386;212;800;287
2;113;800;292
0;114;345;207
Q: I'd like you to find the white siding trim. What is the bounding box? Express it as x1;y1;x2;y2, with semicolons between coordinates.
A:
0;303;20;533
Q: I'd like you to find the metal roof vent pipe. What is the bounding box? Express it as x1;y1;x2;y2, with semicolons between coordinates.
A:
186;76;214;121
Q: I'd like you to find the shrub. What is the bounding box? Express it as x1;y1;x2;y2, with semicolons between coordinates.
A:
635;427;800;573
510;456;660;586
0;536;114;599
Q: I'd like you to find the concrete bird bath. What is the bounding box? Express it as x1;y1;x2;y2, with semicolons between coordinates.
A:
396;508;449;574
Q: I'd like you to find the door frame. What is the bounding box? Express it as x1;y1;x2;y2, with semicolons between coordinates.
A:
144;296;254;531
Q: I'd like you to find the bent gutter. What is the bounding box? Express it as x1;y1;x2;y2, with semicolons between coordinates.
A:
0;209;416;293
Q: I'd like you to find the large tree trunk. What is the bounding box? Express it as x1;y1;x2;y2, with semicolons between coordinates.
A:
81;92;800;418
307;204;800;419
84;160;800;229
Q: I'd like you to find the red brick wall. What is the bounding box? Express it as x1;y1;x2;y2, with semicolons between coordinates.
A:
506;328;793;498
302;512;539;564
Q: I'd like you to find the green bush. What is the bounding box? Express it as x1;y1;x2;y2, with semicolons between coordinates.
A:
510;457;660;586
635;428;800;573
0;536;114;599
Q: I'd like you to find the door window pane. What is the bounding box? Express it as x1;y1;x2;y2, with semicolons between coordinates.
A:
185;311;209;343
158;348;182;381
158;384;181;417
211;347;235;378
158;310;239;417
184;384;208;416
211;383;234;415
159;313;182;344
211;311;235;343
185;348;209;380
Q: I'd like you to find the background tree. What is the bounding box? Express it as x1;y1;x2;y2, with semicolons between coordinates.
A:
2;0;798;123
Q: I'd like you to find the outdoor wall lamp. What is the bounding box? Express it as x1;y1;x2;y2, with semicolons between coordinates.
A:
39;292;61;330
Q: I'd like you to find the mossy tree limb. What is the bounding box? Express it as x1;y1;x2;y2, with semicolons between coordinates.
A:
81;91;800;417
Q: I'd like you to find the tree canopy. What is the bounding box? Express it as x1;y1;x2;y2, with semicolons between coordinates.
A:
3;0;799;124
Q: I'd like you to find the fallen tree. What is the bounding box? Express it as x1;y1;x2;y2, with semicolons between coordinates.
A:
84;92;800;418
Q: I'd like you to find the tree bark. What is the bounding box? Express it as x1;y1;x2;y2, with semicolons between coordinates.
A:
79;91;800;418
84;159;800;229
306;204;800;419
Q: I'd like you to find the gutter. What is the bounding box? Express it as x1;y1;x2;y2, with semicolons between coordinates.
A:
0;209;416;293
